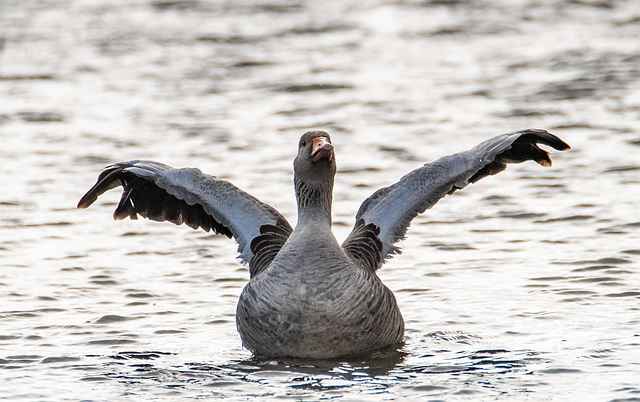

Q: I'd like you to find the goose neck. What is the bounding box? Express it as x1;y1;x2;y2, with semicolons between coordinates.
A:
294;177;333;227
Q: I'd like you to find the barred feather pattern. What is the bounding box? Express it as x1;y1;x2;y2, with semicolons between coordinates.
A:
342;219;383;272
249;218;293;278
294;177;333;214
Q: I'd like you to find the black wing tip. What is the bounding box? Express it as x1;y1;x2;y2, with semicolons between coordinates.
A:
113;198;137;220
77;164;127;209
505;129;570;168
77;193;96;209
521;128;571;151
470;129;569;182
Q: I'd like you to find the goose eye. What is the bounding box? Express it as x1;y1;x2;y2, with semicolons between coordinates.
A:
302;141;307;147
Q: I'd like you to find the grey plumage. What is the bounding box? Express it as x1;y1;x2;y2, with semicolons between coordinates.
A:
78;160;289;263
353;129;570;266
78;128;569;358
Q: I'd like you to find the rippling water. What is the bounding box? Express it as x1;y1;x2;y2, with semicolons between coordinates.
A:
2;0;640;400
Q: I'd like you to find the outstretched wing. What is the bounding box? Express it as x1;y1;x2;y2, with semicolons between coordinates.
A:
78;160;292;267
345;129;570;269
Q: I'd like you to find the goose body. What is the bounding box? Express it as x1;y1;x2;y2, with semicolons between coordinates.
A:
237;231;404;358
78;129;569;358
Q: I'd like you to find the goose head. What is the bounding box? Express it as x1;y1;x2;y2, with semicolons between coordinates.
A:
294;130;336;180
293;130;336;224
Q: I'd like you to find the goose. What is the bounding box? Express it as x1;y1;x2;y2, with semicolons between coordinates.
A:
78;129;569;359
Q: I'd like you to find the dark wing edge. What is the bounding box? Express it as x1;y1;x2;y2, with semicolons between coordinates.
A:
347;129;570;269
468;130;570;183
78;161;232;236
78;160;292;266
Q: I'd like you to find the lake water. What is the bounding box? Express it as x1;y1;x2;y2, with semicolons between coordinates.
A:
1;0;640;400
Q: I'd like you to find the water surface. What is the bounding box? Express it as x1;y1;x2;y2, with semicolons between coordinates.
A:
1;0;640;400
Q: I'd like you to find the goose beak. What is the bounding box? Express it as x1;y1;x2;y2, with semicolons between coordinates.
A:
311;137;334;162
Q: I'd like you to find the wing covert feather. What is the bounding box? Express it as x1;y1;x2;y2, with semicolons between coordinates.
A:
351;129;569;266
78;160;291;264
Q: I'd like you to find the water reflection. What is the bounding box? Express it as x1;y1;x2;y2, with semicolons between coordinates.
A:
95;346;408;395
92;342;546;398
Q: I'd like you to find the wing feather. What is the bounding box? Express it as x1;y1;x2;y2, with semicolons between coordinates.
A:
349;129;570;268
78;160;292;265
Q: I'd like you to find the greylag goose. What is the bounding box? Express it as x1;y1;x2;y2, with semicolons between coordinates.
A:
78;129;569;358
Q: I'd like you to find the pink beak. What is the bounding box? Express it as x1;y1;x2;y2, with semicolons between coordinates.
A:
311;137;334;162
